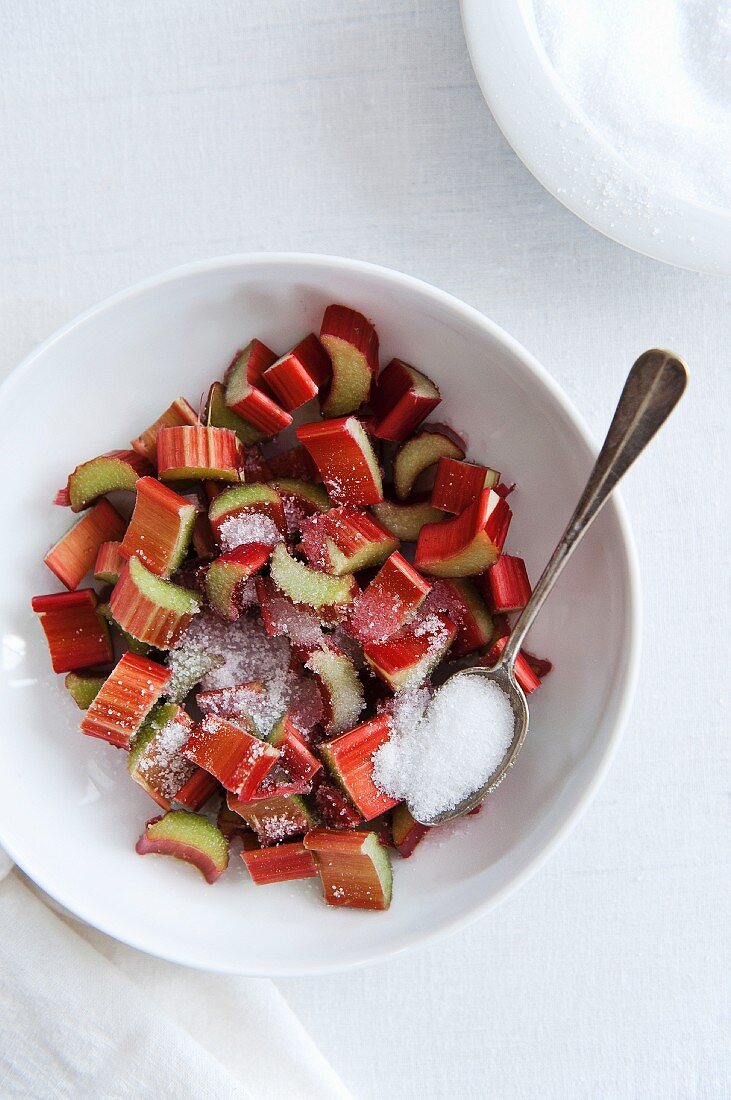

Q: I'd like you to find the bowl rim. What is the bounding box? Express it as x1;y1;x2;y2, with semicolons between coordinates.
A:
0;252;641;975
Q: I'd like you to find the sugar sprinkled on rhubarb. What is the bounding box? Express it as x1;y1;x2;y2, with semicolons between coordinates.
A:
372;676;514;821
218;513;282;552
138;718;196;799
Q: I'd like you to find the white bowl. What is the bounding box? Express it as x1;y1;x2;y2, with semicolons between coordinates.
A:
461;0;731;275
0;254;639;975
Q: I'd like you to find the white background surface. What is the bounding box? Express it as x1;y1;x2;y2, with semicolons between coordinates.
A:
0;2;728;1098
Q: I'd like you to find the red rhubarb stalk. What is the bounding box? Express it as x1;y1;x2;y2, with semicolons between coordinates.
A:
32;589;113;673
44;499;127;591
371;358;441;441
80;652;171;749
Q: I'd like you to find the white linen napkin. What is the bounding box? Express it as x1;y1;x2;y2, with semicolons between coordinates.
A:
0;852;350;1100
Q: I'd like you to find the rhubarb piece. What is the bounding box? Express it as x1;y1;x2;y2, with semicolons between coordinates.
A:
226;790;315;846
269;478;330;536
80;651;170;749
208;483;286;539
301;508;399;576
53;486;71;507
262;334;332;411
110;556;201;649
522;650;553;681
484;554;532;613
225;339;278;390
131;398;199;463
120;477;197;578
297;417;383;507
32;589;113;673
424;578;493;657
205;381;268;447
255;576;325;652
64;671;106;709
319;305;379;417
93;541;126;584
241;841;317;885
393;426;465;500
371;359;441;441
174;767;219;811
65;450;154;512
304;643;364;735
391;802;429;858
44;499;126;590
178;488;218;561
204;544;271;621
479;637;542;695
370;497;445;542
128;703;195;809
157;425;243;482
224;350;293;437
268;714;322;785
217;801;254;841
314;782;364;829
267;444;320;482
319;716;398;820
270;544;358;622
414;488;512;577
348;551;431;645
135;810;228;883
303;828;392;910
97;601;154;656
431;457;501;514
363;610;457;692
183;714;279;800
165;644;225;704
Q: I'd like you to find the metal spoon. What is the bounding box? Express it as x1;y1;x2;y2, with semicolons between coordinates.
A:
411;349;688;827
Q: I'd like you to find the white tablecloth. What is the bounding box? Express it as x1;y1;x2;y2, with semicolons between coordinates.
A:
1;2;728;1097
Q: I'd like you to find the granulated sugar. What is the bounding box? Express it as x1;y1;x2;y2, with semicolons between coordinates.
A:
218;513;283;552
373;676;514;821
533;0;731;209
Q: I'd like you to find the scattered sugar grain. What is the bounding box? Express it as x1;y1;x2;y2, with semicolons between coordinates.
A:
218;513;282;552
373;676;514;821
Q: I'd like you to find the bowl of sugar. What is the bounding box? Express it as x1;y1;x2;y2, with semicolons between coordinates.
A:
462;0;731;273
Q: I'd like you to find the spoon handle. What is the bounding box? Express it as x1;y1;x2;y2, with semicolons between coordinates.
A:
500;349;687;672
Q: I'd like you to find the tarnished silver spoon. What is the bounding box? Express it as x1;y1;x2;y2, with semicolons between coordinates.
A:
411;349;688;827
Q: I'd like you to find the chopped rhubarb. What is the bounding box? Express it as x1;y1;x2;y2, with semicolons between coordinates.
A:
370;497;446;542
226;790;315;846
479;637;541;695
174;767;220;811
157;425;243;482
128;703;195;809
314;782;364;829
269;544;359;622
371;359;441;441
64;671;106;709
263;334;332;411
393;425;465;500
297;417;383;507
204;544;271;621
32;589;113;673
80;651;171;749
431;456;501;514
131;398;199;463
224;339;278;391
93;541;126;584
303;828;392;910
206;380;268;447
268;714;322;784
423;577;493;656
208;483;286;539
484;554;532;613
255;576;325;652
268;477;330;536
111;556;201;648
44;499;126;590
224;351;293;437
305;643;365;735
119;477;197;578
319;715;398;820
414;488;512;577
319;304;379;417
363;610;457;692
65;449;154;512
183;714;279;800
348;551;431;645
242;841;318;885
391;802;430;858
135;810;228;883
53;486;71;507
300;507;399;576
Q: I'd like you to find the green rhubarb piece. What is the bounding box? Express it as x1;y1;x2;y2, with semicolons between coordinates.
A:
269;544;357;613
165;644;225;704
394;430;465;501
67;453;146;512
98;601;154;656
135;809;229;883
268;478;330;513
206;381;265;446
208;483;283;528
64;671;106;710
371;499;445;542
361;831;393;907
128;555;202;621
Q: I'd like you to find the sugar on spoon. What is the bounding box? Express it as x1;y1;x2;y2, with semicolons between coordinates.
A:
410;349;688;827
